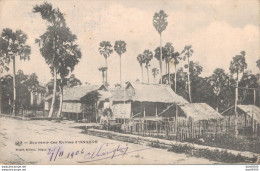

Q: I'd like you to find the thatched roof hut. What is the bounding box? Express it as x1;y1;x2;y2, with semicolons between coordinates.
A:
178;103;223;121
112;82;188;104
222;105;260;124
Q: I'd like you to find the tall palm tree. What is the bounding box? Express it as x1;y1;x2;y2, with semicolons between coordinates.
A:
137;54;145;83
152;68;159;84
98;41;113;84
229;51;247;136
172;51;181;92
164;42;175;85
98;67;107;83
0;28;31;115
153;10;168;84
34;2;66;118
114;40;126;86
182;45;193;102
143;49;153;83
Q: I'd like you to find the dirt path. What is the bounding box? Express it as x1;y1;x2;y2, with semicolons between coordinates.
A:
0;117;219;164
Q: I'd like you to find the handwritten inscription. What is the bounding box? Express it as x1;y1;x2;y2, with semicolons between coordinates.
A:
47;143;151;163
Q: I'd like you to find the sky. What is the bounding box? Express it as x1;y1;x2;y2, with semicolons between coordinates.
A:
0;0;259;85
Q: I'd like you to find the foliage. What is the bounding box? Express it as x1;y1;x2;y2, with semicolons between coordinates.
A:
0;71;44;112
99;41;113;59
153;10;168;34
136;54;145;66
152;68;159;78
143;49;153;68
229;51;247;76
154;46;166;62
114;40;126;56
257;59;260;69
0;28;31;73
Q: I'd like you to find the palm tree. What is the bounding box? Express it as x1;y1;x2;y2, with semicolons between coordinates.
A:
98;41;113;84
56;32;81;117
182;45;193;102
114;40;126;86
153;10;168;84
152;68;159;84
164;42;175;85
34;2;66;117
98;67;107;83
136;54;145;83
229;51;247;136
143;50;153;83
0;28;31;115
172;51;181;92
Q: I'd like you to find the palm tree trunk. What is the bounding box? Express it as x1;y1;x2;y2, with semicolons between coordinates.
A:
12;56;16;116
141;64;144;83
187;57;192;103
159;33;163;84
168;62;170;85
147;67;150;83
234;72;239;136
57;78;63;118
120;54;122;86
102;71;105;83
174;64;177;92
48;67;57;118
105;58;108;84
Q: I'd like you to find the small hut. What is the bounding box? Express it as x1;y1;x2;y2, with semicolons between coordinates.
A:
222;105;260;136
62;85;108;121
177;103;224;139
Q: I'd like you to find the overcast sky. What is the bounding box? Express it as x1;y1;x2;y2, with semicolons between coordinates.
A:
0;0;259;85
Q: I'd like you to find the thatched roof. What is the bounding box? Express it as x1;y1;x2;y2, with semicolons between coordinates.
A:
111;87;133;102
237;105;260;123
179;103;223;121
63;85;99;101
124;82;188;104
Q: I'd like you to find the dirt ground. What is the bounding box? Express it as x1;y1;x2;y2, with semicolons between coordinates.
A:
0;116;220;165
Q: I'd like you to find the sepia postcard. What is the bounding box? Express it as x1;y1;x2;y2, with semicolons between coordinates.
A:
0;0;259;165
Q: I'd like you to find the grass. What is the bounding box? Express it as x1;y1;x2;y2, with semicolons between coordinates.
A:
183;134;260;154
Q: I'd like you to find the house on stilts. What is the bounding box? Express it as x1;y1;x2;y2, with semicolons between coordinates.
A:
221;105;260;136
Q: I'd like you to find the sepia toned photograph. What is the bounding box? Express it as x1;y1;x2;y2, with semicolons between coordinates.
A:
0;0;259;165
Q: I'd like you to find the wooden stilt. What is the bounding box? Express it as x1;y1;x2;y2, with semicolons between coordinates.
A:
175;105;178;140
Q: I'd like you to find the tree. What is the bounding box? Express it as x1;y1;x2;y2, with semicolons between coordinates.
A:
143;49;153;83
114;40;126;86
229;51;247;136
182;45;194;102
152;68;159;84
136;54;145;83
154;46;166;69
34;2;67;117
153;10;168;84
171;51;181;92
98;41;113;84
208;68;229;111
257;59;260;69
164;42;175;85
0;28;31;115
56;30;82;117
66;74;82;88
98;67;107;83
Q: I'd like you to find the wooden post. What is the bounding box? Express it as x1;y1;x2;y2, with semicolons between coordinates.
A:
143;103;146;136
252;114;254;136
155;103;158;117
175;105;178;139
253;89;256;105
